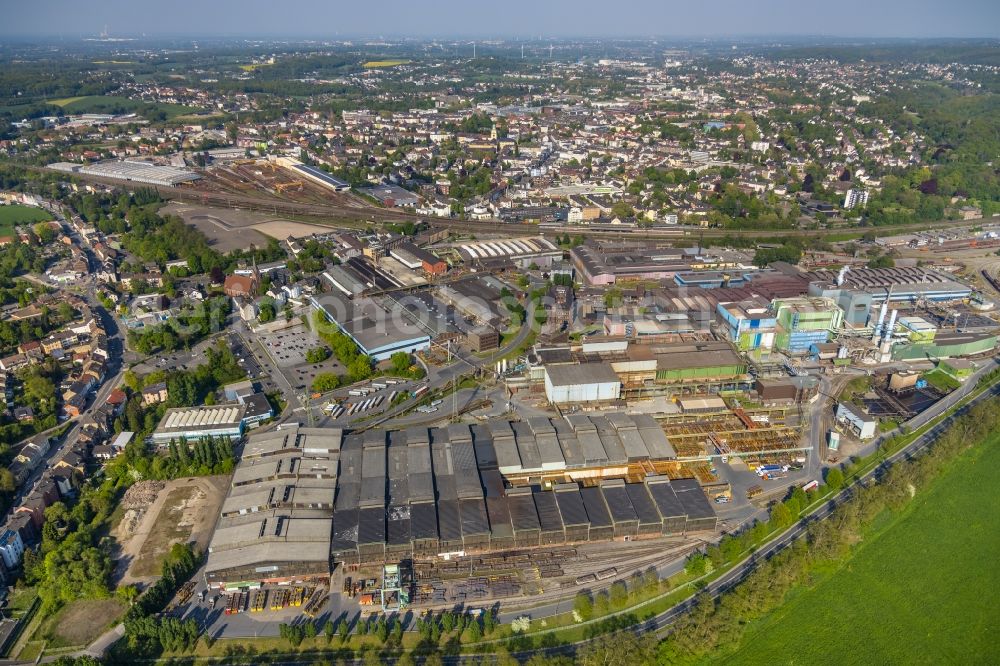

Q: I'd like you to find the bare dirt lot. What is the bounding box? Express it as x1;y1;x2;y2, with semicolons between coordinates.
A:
40;598;125;648
114;475;229;584
250;219;342;239
162;202;272;251
162;202;342;248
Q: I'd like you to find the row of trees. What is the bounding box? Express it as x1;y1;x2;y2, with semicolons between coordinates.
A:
573;568;663;621
158;437;235;478
119;544;202;658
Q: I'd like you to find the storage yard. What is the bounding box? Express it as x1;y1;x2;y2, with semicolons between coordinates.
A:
194;158;363;208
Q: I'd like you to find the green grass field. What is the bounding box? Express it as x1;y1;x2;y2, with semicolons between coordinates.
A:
53;95;198;119
922;368;962;392
0;205;52;235
716;433;1000;665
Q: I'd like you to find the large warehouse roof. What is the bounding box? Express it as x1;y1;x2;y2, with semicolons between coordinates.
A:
311;293;431;360
205;425;340;586
52;160;202;187
457;237;559;263
153;404;247;441
209;417;706;581
545;362;620;387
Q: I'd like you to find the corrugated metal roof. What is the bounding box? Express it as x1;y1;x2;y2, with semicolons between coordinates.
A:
625;483;660;526
601;481;638;525
485;497;514;539
580;486;612;528
387;505;410;546
436;499;462;541
459;498;490;537
672;478;716;520
357;507;385;545
330;508;359;552
410;501;438;540
533;491;564;534
512;421;542;471
508;490;540;532
555;485;589;527
646;478;686;519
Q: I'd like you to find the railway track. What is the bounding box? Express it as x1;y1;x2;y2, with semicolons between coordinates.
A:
31;162;968;242
981;268;1000;295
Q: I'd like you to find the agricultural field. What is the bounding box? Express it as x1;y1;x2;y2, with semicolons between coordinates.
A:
363;59;411;68
48;96;88;107
51;95;199;119
0;205;52;237
716;432;1000;665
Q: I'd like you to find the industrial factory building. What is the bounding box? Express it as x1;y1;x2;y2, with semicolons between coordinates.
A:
773;297;844;353
716;297;778;359
276;158;351;191
807;266;972;303
50;160;201;187
311;293;431;361
543;363;621;404
206;418;715;581
205;426;341;588
570;244;742;286
330;418;712;565
530;339;751;402
456;237;562;268
152;405;247;444
892;331;998;361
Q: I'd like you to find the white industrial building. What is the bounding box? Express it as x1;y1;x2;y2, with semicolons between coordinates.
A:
544;363;621;405
50;160;201;187
456;237;562;268
835;402;877;440
153;405;247;444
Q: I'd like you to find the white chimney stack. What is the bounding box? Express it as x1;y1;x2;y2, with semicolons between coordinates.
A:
873;300;889;340
884;309;899;343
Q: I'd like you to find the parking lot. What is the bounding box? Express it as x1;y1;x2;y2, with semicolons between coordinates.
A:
318;378;422;425
255;323;344;391
228;333;263;378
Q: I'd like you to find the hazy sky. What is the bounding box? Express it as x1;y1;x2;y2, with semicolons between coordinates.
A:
3;0;999;39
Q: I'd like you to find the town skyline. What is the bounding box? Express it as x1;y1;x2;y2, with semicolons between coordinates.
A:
4;0;1000;39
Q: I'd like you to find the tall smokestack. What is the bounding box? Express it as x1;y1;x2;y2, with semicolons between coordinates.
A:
873;300;889;341
885;309;898;343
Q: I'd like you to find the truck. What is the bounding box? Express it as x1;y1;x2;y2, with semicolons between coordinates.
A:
828;430;841;452
411;385;429;399
801;479;820;492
